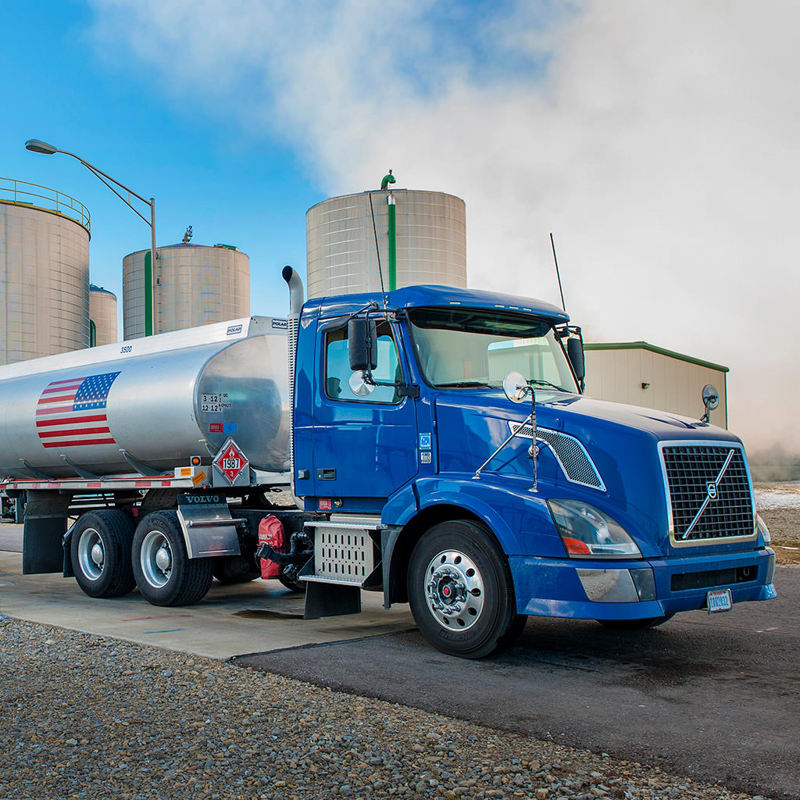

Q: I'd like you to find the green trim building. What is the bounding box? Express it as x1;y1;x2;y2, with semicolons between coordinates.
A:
584;341;728;428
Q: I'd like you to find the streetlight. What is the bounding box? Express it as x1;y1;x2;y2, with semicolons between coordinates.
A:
25;138;158;336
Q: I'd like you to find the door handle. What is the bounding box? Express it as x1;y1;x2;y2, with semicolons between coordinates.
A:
316;468;336;481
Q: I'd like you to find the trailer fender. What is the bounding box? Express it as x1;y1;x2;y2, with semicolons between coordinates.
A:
62;520;77;578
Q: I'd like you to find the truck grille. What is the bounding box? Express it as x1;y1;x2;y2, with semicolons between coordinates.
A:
661;444;755;544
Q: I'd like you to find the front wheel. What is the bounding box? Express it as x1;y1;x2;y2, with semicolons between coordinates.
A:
132;511;213;606
407;520;524;659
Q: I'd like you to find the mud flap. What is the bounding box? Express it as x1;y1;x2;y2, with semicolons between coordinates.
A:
22;492;71;574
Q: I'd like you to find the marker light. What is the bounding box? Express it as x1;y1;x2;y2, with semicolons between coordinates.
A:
548;499;641;559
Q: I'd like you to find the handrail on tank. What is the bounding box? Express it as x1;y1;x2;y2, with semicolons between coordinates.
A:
0;177;91;233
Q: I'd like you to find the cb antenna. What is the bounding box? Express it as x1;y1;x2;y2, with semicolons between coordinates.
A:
550;232;566;311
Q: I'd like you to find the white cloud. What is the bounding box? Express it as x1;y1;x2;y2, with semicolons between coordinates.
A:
89;0;800;452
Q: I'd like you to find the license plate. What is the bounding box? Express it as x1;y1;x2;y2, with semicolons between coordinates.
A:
707;588;732;614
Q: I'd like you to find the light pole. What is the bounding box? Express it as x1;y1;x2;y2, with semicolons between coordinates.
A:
25;138;158;336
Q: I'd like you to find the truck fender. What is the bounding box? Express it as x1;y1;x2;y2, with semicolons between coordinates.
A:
381;479;524;608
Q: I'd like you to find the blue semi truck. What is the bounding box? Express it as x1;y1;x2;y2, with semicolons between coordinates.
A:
0;268;775;657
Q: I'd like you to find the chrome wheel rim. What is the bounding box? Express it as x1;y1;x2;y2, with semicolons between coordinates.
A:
77;528;104;581
140;530;173;588
424;549;485;631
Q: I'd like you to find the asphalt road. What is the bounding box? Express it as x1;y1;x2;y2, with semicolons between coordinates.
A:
235;566;799;800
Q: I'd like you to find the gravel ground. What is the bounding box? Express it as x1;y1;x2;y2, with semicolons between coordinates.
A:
0;617;773;800
755;483;800;566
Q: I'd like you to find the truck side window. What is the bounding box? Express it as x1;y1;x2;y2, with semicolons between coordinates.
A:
325;321;401;404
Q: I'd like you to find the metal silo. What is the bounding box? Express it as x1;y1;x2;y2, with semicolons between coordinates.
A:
123;243;250;339
306;188;466;298
89;284;118;346
0;178;90;365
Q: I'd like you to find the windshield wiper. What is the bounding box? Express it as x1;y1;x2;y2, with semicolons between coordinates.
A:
528;378;567;391
435;380;494;389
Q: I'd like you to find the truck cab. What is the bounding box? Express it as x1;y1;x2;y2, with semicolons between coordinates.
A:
289;282;775;657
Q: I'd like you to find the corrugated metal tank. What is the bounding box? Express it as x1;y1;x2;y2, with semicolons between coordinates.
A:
123;243;250;339
0;179;91;365
89;284;118;346
306;189;466;297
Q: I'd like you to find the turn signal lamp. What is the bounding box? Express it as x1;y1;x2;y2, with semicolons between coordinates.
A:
191;455;202;466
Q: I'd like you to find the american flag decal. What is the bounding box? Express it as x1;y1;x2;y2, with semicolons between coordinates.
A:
36;372;121;449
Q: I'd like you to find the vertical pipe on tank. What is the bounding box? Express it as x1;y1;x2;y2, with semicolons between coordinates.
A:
387;193;397;291
144;251;153;337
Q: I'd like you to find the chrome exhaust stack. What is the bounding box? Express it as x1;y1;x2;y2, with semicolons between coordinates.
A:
282;265;305;509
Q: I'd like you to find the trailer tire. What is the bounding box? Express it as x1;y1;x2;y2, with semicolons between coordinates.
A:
132;511;213;606
213;556;261;585
407;520;524;659
71;510;136;598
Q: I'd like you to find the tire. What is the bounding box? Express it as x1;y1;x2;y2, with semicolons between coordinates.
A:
213;555;261;585
407;520;524;659
132;510;213;606
71;510;136;598
597;614;674;630
277;565;306;593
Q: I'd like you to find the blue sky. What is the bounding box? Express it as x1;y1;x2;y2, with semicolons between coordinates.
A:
2;0;799;452
1;0;319;317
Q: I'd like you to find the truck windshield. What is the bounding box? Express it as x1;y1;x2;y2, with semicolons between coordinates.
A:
407;308;577;392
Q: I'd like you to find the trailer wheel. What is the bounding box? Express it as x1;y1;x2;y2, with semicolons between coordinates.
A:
597;614;674;630
71;510;136;598
212;555;261;585
407;520;524;659
132;511;213;606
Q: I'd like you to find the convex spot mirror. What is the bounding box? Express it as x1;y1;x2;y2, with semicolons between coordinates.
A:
503;371;530;403
702;384;720;411
348;317;378;372
349;371;376;397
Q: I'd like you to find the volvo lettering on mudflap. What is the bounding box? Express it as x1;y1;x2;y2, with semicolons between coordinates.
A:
0;271;775;658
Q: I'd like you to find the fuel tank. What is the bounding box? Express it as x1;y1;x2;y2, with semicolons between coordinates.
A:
0;317;289;479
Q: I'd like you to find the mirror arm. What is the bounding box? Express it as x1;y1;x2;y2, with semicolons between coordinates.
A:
362;370;419;398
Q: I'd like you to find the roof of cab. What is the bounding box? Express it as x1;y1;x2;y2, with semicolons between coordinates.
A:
307;284;570;323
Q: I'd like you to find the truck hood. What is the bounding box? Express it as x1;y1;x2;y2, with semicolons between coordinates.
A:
434;390;742;555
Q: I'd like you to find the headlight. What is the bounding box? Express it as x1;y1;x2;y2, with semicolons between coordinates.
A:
547;499;641;559
756;513;771;545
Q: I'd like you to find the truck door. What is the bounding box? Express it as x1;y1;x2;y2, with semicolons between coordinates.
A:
311;318;418;505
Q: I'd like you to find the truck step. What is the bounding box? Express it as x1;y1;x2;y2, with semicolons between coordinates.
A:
302;517;380;586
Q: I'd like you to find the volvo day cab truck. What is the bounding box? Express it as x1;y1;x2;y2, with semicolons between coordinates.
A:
0;268;775;658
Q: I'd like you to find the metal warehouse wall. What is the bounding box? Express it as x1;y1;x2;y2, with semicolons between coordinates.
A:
583;342;728;428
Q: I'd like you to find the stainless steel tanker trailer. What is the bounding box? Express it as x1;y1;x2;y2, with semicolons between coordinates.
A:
0;313;310;605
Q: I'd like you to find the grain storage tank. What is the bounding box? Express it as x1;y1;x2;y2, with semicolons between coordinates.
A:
89;284;118;346
306;187;466;298
123;243;250;339
0;178;90;365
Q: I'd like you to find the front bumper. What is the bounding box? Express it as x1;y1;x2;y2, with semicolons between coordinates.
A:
510;546;776;621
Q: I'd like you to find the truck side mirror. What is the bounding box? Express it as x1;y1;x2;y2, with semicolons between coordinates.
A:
567;337;585;383
348;317;378;372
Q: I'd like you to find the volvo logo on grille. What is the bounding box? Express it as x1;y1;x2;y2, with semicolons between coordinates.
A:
706;482;718;501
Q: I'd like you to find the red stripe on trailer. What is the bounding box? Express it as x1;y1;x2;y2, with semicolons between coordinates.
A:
41;383;83;394
161;480;172;486
87;481;102;488
36;406;73;416
38;394;77;404
135;480;152;487
45;377;87;386
42;438;116;448
38;427;111;438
